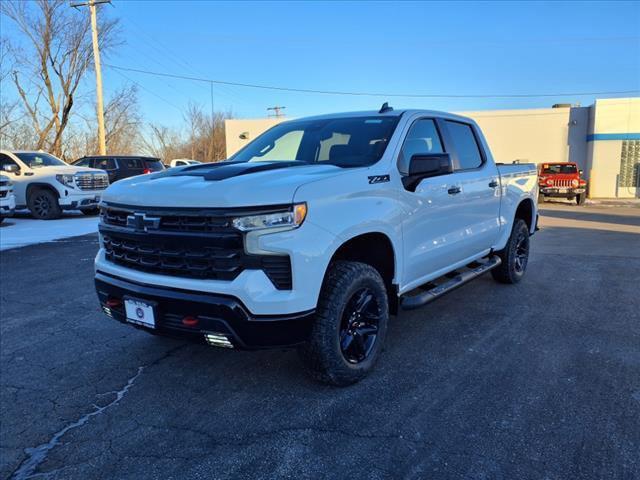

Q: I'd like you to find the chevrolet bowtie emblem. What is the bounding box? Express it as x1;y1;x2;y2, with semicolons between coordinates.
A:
126;213;161;232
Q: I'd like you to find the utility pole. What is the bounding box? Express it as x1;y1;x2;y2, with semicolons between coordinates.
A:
71;0;110;155
267;106;286;118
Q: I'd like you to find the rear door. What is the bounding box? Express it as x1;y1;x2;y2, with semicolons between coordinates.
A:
441;120;501;259
120;158;144;178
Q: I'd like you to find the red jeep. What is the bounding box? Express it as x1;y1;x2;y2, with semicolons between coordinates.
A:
538;162;587;205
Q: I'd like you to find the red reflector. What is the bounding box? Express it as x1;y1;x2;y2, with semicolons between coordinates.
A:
106;298;122;308
182;316;199;327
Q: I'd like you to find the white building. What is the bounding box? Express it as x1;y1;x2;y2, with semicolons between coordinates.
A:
225;97;640;199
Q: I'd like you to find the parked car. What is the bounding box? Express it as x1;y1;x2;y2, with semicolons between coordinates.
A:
72;156;165;183
0;150;108;219
538;162;587;205
0;174;16;223
170;159;201;168
94;106;538;385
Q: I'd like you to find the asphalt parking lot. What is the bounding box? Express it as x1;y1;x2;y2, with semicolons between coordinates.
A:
1;203;639;479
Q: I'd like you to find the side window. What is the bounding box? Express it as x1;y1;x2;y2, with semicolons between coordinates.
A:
398;119;444;174
445;121;483;170
123;158;142;169
95;158;116;170
0;153;19;171
74;158;92;167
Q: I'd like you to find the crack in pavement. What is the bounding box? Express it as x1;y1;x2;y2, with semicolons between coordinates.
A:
9;367;144;480
9;344;187;480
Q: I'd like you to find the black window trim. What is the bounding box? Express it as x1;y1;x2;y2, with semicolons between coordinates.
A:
441;119;487;172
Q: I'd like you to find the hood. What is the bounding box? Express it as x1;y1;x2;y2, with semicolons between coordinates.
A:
30;165;106;176
102;161;348;208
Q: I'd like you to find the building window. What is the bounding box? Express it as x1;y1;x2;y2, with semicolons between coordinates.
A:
619;140;640;188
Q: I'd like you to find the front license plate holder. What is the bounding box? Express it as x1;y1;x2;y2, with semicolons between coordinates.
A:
124;297;156;329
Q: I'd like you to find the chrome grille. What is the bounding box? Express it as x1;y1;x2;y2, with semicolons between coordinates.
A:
74;173;109;191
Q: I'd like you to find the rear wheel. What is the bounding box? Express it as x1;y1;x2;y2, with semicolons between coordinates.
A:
28;188;61;220
491;219;530;284
299;261;389;386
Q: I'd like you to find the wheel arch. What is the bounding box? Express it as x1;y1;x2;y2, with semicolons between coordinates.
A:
514;197;535;233
26;182;61;200
326;231;399;314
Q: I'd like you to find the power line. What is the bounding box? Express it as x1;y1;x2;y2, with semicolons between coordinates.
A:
104;64;640;99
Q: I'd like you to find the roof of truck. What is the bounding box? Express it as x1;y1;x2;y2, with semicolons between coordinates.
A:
279;109;475;124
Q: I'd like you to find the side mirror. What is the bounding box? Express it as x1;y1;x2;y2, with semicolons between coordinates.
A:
403;153;453;191
3;164;20;174
579;169;584;176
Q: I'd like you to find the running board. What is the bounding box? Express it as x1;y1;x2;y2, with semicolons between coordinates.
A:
400;256;502;310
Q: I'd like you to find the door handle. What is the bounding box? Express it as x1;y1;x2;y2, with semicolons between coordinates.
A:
489;180;499;188
447;186;462;195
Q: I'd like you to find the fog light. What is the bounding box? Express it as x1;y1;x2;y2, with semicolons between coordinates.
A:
204;332;233;348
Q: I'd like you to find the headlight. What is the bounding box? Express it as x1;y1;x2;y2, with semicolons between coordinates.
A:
571;179;579;187
546;179;554;186
56;174;75;187
232;203;307;232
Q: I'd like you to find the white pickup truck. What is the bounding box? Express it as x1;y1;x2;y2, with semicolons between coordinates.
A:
95;106;538;385
0;150;109;219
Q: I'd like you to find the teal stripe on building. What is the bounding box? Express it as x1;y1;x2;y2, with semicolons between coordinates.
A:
587;133;640;141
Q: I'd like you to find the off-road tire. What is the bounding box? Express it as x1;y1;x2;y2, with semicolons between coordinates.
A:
575;193;586;205
298;261;389;386
491;219;530;284
28;188;62;220
81;207;100;216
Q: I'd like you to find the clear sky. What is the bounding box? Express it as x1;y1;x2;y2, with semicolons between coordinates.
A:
7;1;640;126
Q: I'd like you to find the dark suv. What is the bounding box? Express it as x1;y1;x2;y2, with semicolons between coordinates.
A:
73;156;164;183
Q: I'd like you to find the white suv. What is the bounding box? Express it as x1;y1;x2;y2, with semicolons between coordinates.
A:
0;174;16;223
0;150;109;219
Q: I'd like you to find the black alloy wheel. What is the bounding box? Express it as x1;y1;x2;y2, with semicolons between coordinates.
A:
28;189;62;220
513;229;529;274
339;288;381;364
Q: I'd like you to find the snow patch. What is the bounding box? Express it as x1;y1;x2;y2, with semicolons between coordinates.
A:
0;213;99;251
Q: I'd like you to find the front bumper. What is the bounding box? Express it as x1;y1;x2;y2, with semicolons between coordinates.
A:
539;187;585;197
59;190;104;209
0;194;16;216
95;272;314;349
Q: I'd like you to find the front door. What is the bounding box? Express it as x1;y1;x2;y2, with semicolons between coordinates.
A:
399;118;468;289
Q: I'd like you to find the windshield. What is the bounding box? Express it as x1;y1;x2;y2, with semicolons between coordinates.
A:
542;164;577;174
15;152;66;168
230;116;400;168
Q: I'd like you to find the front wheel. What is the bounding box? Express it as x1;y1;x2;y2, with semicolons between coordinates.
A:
491;218;530;284
575;193;586;205
299;261;389;386
28;188;62;220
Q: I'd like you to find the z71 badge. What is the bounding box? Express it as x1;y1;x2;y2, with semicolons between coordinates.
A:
368;175;390;184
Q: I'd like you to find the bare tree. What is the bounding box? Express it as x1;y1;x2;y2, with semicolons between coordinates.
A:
142;104;231;163
64;84;142;159
1;0;118;156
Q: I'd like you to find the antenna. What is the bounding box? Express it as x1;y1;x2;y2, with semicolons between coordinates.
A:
379;102;393;114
